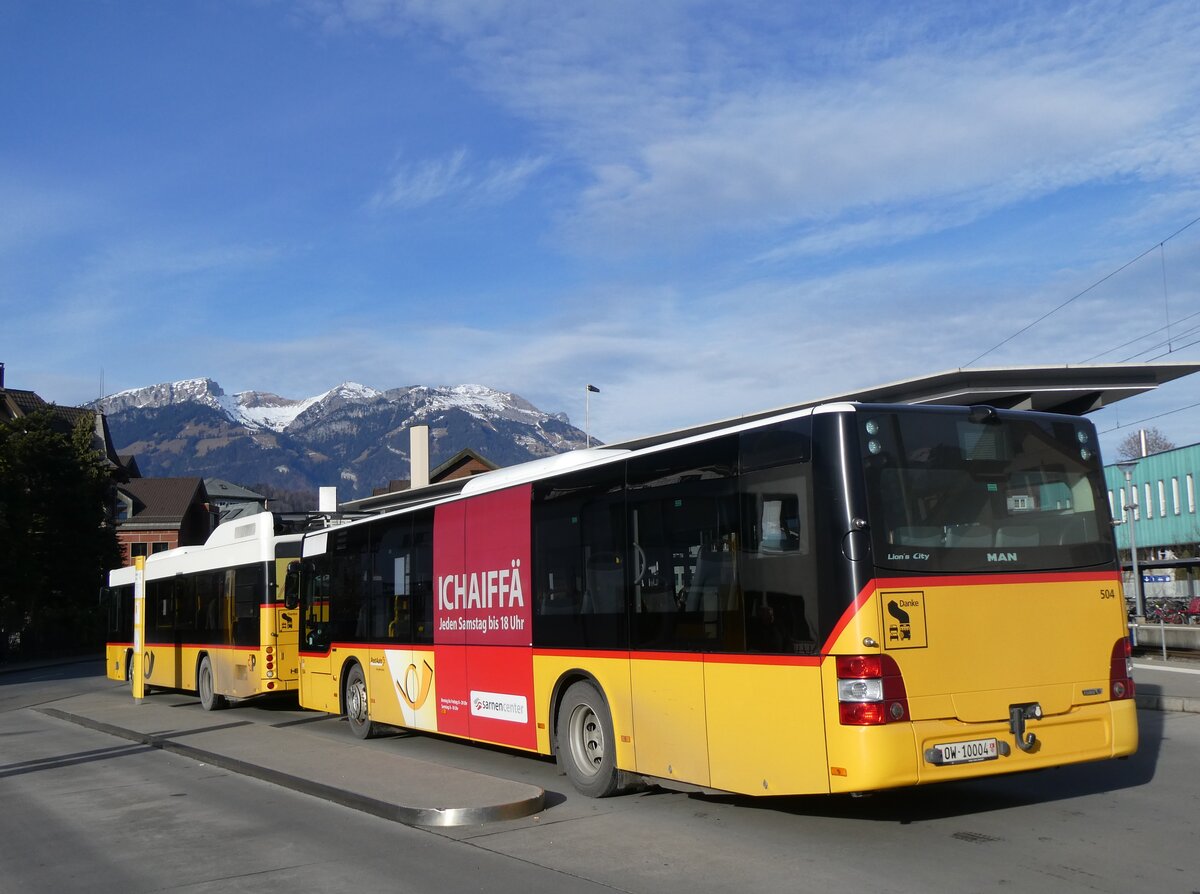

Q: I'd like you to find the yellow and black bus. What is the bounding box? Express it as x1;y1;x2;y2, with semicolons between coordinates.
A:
290;402;1136;796
103;511;302;708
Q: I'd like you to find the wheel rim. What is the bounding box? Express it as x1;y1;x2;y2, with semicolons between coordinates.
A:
567;702;605;779
347;677;368;725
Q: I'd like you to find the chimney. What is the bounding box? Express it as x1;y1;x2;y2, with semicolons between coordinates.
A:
410;425;430;489
318;486;338;513
0;362;5;389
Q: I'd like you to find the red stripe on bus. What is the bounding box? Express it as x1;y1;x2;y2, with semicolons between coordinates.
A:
153;644;265;653
820;586;876;656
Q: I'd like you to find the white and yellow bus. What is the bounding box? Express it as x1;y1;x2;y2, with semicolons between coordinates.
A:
103;511;302;709
290;402;1137;796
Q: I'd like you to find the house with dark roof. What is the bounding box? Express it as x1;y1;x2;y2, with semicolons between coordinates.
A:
348;448;500;513
430;448;499;483
114;477;215;564
205;478;267;522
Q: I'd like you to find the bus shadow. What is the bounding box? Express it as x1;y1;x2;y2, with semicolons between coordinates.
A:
0;657;106;686
690;708;1164;823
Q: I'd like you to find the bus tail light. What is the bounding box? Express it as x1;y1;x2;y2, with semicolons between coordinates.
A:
836;654;909;725
1110;637;1135;701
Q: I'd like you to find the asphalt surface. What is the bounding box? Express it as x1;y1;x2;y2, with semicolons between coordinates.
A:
7;651;1200;833
35;686;545;827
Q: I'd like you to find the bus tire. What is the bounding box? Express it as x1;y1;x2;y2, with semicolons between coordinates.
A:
125;651;135;692
344;663;378;739
198;655;227;711
556;680;621;798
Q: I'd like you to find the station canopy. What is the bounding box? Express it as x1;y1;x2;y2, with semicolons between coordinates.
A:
612;362;1200;451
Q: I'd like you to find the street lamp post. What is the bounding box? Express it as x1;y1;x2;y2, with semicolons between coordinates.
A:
1117;460;1144;619
585;384;599;448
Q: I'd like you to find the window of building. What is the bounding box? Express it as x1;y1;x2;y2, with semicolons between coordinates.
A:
1145;484;1153;519
1159;480;1167;518
151;542;169;554
1189;474;1196;514
129;542;148;558
1173;478;1181;516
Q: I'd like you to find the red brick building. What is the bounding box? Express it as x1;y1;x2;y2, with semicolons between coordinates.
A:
114;477;215;565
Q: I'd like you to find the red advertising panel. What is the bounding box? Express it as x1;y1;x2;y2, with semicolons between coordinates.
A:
434;485;535;749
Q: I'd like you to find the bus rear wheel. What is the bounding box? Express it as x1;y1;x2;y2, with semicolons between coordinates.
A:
198;656;227;711
556;680;620;798
344;664;378;739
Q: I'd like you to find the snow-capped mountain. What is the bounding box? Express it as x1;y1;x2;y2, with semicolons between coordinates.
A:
99;378;591;500
100;378;387;433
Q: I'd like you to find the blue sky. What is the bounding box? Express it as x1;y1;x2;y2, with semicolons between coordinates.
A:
3;1;1200;459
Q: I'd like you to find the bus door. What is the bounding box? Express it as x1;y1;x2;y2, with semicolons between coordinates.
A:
273;552;302;689
221;565;264;699
208;570;237;697
298;554;338;713
626;439;742;788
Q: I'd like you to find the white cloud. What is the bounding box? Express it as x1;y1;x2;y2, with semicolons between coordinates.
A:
307;1;1200;254
368;148;547;211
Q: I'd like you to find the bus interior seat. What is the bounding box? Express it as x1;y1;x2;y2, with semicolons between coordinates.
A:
995;525;1040;546
945;526;993;548
541;588;581;615
685;550;735;612
583;560;624;614
892;526;944;546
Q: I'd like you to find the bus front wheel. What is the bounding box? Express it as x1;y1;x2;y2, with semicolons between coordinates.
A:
344;664;378;739
556;680;620;798
198;656;227;711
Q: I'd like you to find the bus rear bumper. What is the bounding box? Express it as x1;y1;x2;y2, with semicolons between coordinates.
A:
828;699;1138;793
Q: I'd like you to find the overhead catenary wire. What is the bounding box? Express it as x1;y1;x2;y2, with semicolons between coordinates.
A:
1119;319;1200;363
964;214;1200;368
1099;399;1200;434
1082;308;1200;363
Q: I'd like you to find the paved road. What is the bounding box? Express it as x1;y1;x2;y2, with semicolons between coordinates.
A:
2;663;1198;893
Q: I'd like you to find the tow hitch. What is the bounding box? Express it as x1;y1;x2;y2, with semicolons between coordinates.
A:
1009;702;1042;753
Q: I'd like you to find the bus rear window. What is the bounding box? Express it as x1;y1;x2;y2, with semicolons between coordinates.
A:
859;408;1115;574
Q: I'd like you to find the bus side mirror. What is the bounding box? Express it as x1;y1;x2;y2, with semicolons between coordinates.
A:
284;561;301;610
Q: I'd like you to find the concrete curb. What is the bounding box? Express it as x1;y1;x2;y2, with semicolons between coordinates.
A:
37;705;545;828
1135;693;1200;714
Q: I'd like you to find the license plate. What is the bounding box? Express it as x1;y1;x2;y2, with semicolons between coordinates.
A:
926;737;999;766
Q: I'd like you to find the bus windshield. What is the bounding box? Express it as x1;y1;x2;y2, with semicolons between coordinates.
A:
859;407;1116;574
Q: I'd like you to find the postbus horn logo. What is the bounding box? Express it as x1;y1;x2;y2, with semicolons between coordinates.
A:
396;659;434;710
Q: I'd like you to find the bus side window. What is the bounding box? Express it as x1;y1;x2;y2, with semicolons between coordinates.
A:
284;562;300;609
233;566;262;647
373;516;413;642
627;435;741;650
531;468;626;649
740;417;818;655
410;511;435;644
301;557;332;651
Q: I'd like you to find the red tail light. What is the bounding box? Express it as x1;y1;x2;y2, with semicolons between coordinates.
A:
1109;637;1135;701
836;654;909;725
